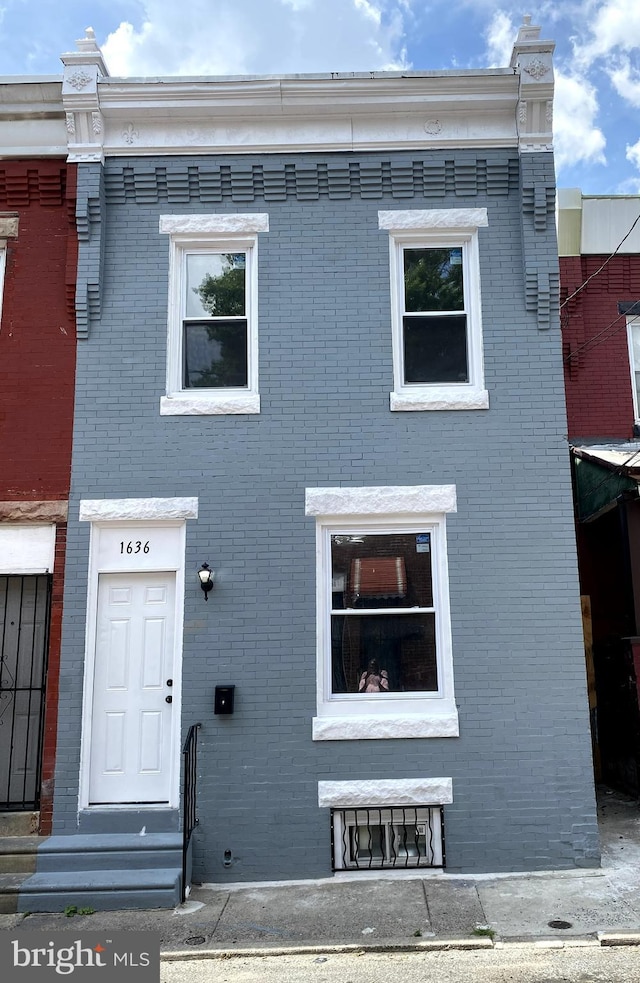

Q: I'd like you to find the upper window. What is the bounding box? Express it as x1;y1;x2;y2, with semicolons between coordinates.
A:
159;214;268;415
379;209;489;412
627;314;640;423
306;485;459;741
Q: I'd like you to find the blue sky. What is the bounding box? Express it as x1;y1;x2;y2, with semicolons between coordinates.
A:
1;0;639;195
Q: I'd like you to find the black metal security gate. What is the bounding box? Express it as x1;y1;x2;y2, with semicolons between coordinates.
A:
0;575;52;810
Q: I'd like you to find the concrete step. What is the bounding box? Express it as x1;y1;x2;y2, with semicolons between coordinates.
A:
0;812;39;836
18;868;181;912
0;873;30;914
0;836;45;874
37;833;182;872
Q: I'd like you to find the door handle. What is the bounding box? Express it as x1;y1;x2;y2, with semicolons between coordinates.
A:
165;695;172;704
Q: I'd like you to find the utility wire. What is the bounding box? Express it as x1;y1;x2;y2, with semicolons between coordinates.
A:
560;209;640;311
564;312;639;363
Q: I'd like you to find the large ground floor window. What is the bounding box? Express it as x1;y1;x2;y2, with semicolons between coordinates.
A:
306;485;459;740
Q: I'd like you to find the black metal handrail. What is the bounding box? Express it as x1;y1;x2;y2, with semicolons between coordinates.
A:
181;722;201;902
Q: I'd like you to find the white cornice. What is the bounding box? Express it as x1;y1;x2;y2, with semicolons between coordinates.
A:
70;73;522;158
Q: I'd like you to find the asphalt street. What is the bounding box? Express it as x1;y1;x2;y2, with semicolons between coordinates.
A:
160;944;640;983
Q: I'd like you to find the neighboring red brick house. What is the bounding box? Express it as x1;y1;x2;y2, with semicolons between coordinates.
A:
0;81;77;833
558;189;640;794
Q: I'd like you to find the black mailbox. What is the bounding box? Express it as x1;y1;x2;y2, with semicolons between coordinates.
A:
214;685;235;715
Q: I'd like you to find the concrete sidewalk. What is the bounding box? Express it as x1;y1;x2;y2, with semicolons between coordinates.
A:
1;789;639;954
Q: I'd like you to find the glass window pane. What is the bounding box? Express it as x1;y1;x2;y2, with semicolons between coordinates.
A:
393;823;427;859
331;612;437;694
331;533;433;610
183;320;248;388
186;253;246;318
404;248;463;313
403;314;468;383
632;322;640;367
351;824;385;862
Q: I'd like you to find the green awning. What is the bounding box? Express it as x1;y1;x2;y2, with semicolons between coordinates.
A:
573;447;640;522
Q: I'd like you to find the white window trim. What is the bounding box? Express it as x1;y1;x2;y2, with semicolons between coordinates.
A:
626;314;640;423
306;484;459;741
379;208;489;412
159;213;268;416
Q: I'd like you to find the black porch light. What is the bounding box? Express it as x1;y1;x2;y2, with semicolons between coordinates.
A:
197;562;214;600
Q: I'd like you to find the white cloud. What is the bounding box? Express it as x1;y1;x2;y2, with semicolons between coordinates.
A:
573;0;640;66
102;0;411;77
354;0;381;27
627;138;640;171
553;70;607;171
610;59;640;107
483;10;515;68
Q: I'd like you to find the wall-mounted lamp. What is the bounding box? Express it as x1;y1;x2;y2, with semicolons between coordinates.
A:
197;562;215;600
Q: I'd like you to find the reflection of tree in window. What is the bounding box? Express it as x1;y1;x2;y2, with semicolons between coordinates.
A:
183;253;248;389
196;253;245;317
404;248;463;313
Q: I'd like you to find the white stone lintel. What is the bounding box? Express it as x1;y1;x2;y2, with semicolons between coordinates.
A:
379;208;488;231
159;214;269;235
312;711;460;741
305;485;457;517
79;497;199;521
318;777;453;808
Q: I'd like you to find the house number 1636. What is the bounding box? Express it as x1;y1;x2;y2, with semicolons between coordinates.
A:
120;540;150;554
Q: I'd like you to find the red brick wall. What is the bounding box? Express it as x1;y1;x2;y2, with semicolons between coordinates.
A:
0;161;77;500
560;254;640;441
0;161;77;828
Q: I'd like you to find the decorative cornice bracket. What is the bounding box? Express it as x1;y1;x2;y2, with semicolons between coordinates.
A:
61;29;108;162
510;16;555;154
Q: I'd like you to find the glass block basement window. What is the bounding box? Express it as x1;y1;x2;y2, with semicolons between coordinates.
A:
331;806;444;871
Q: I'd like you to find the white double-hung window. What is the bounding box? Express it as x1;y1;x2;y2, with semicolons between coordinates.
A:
159;213;268;415
306;484;459;741
380;209;489;412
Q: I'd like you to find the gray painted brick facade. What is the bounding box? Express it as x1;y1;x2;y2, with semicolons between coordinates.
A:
53;148;599;882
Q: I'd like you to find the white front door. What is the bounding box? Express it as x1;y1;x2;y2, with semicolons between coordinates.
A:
88;571;176;805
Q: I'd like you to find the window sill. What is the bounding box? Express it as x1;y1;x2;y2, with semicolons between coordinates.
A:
312;710;459;741
390;387;489;412
160;393;260;416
